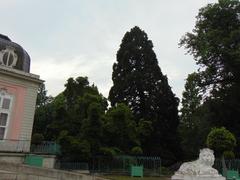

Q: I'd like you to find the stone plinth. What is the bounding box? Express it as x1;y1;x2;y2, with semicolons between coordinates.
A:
172;174;225;180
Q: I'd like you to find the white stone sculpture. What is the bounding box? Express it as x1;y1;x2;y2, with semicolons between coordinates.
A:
172;148;225;180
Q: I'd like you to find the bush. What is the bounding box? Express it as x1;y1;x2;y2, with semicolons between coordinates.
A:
206;127;236;157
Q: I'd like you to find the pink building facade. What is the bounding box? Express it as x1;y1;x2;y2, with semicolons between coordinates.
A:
0;35;42;152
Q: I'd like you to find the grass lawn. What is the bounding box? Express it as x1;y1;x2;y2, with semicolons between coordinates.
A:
101;175;171;180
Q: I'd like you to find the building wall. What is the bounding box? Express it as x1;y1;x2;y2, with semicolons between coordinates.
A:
20;83;39;141
0;67;41;152
0;80;26;140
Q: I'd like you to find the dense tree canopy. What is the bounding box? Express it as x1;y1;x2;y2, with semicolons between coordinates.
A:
33;77;143;161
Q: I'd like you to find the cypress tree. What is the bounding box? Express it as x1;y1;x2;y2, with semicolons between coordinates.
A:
109;26;180;161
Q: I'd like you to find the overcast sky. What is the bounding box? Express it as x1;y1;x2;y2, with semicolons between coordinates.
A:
0;0;218;100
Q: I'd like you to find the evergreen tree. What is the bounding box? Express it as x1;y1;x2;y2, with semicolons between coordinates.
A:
109;26;180;161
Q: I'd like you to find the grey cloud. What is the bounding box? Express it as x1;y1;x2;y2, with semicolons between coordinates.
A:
1;0;218;99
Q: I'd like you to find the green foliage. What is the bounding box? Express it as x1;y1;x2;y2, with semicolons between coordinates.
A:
100;147;122;157
206;127;236;157
137;118;153;145
179;72;208;159
180;72;202;126
109;26;180;159
179;103;212;160
36;83;53;108
223;150;235;159
180;0;240;93
179;0;240;159
32;83;54;140
33;77;108;161
57;130;91;161
103;103;139;154
31;133;44;145
81;103;103;155
130;146;143;155
33;76;148;161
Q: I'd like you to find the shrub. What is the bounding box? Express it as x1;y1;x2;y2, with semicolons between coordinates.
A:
206;127;236;157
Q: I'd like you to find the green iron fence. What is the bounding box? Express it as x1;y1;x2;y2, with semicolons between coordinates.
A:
30;141;61;155
55;156;161;176
55;162;89;170
91;155;161;176
214;159;240;174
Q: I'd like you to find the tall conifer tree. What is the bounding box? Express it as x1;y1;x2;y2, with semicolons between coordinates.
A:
109;26;180;161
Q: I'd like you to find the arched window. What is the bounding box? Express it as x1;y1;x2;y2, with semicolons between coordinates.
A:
0;89;13;140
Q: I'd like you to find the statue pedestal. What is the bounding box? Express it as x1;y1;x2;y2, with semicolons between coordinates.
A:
172;174;226;180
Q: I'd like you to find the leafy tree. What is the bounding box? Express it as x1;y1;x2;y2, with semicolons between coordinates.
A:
180;72;202;127
180;0;240;157
180;0;240;95
103;103;139;155
47;77;107;161
179;72;204;159
109;26;180;161
179;103;212;160
81;103;104;156
36;83;50;107
32;83;53;141
206;127;236;157
57;130;90;161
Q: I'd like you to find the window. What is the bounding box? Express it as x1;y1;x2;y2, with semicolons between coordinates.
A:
0;113;8;126
2;98;10;109
0;90;13;140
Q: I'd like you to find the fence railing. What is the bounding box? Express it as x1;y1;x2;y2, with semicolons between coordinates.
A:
0;140;60;155
55;162;89;170
0;139;30;152
57;156;161;176
30;141;61;155
214;159;240;174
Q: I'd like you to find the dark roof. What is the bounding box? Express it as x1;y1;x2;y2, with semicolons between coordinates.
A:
0;34;11;41
0;34;30;72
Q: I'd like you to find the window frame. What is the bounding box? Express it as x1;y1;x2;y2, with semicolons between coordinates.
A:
0;90;13;140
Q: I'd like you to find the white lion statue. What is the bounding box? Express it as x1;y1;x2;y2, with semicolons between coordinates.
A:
172;148;224;179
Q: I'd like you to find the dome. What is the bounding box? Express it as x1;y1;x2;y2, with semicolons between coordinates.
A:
0;34;30;73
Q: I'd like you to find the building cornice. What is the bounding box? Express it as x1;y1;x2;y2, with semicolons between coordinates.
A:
0;65;43;84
